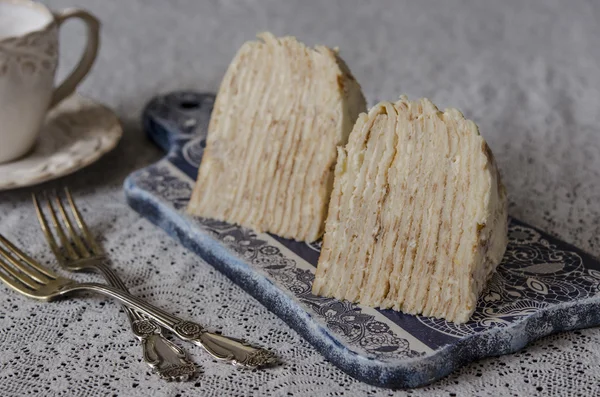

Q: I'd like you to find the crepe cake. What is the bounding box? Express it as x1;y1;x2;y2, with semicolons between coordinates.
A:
188;32;367;242
312;96;508;323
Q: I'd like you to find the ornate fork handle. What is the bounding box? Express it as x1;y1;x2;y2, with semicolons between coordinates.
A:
61;281;278;368
171;321;277;367
93;261;196;380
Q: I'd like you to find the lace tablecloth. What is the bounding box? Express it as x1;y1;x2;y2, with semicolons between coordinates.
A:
1;0;600;395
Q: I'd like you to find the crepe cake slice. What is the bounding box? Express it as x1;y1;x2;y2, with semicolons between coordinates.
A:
187;32;367;242
312;96;508;323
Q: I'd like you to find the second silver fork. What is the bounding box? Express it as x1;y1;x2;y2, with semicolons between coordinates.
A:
33;188;196;381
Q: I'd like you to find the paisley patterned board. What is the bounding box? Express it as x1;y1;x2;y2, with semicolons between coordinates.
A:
124;91;600;389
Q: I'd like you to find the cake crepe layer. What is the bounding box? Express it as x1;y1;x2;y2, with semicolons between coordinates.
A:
188;32;366;242
312;96;508;323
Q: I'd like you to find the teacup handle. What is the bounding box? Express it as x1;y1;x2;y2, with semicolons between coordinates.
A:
50;9;100;108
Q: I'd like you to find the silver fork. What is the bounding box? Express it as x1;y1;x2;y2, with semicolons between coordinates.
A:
0;232;278;369
33;189;196;381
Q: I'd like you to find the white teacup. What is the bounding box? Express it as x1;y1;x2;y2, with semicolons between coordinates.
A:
0;0;99;163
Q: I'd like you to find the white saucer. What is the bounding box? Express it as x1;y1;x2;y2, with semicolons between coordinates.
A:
0;94;122;191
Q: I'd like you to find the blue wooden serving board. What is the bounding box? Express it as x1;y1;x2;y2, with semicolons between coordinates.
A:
124;91;600;389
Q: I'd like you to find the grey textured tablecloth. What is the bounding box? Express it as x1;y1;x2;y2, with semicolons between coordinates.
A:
1;0;600;396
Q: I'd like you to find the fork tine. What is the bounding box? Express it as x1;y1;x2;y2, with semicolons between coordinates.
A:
44;191;79;260
33;193;65;262
64;187;102;255
0;245;43;289
0;257;37;292
0;234;57;279
54;191;90;258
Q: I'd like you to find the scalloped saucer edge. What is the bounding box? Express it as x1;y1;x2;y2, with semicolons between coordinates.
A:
0;93;122;190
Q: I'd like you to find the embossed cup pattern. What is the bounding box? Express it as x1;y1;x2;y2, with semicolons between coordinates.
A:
0;26;58;162
0;0;99;164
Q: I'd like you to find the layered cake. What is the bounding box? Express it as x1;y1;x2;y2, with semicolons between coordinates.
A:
312;96;508;323
188;32;366;242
